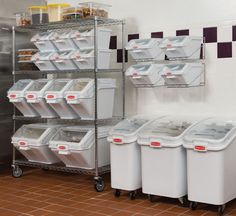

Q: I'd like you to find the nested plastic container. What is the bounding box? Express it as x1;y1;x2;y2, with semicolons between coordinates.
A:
29;6;49;25
65;78;116;120
138;116;198;203
107;115;157;193
31;52;57;71
25;79;58;118
62;7;83;21
183;119;236;206
15;12;31;26
49;126;110;169
44;79;78;119
51;51;78;70
71;28;112;50
7;80;39;117
160;63;203;86
160;36;202;59
12;124;61;164
126;63;164;86
31;32;58;52
126;38;165;60
47;4;70;22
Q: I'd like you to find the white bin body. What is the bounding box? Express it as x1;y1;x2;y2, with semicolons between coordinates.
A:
160;36;202;59
31;52;57;71
126;38;165;60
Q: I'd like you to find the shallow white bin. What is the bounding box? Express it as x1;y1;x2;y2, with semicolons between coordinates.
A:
71;28;112;50
12;124;61;164
31;32;58;52
25;79;58;118
126;38;165;60
44;79;79;119
160;36;202;59
7;80;39;117
31;52;58;71
107;115;157;195
183;119;236;207
49;126;110;169
160;63;203;86
138;116;198;204
125;63;164;86
65;78;116;120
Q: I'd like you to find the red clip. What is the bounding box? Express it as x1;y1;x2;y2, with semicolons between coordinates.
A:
150;141;161;147
113;138;122;143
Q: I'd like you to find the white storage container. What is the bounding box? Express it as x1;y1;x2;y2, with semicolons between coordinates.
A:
49;126;110;169
25;79;58;118
138;116;198;204
125;63;164;86
7;80;39;117
71;49;111;70
31;32;58;52
31;52;57;71
71;28;112;50
183;119;236;208
125;38;165;60
65;78;116;120
44;79;78;119
107;115;157;197
12;124;61;164
160;36;202;59
160;63;203;86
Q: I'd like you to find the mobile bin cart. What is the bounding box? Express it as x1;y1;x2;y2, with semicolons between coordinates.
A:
31;52;58;71
183;118;236;215
44;79;79;119
137;116;198;206
125;63;164;87
125;38;165;60
107;115;160;199
7;80;39;117
49;126;111;169
160;63;203;87
25;79;58;118
12;123;61;164
159;36;202;60
65;78;116;120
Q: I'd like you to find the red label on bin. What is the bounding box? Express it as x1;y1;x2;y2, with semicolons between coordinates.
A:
47;95;55;99
67;95;76;100
167;44;172;48
19;141;26;146
166;72;172;76
9;94;16;98
58;146;66;150
194;145;206;151
150;141;161;147
27;94;35;99
133;45;138;49
113;138;122;143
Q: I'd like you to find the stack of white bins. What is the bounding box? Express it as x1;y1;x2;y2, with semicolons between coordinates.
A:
107;115;160;199
183;118;236;213
12;123;61;164
49;125;111;169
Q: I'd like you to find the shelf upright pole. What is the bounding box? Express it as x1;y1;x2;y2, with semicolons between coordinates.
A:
121;20;126;119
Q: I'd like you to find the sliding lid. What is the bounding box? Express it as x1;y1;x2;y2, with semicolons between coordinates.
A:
126;38;162;50
8;80;33;99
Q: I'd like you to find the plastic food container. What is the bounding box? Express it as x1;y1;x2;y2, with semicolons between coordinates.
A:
7;80;39;117
65;78;116;120
51;51;78;70
49;126;110;169
71;28;112;50
126;38;165;60
29;6;49;25
18;49;38;56
79;2;111;19
62;7;83;21
25;79;58;118
138;116;198;204
47;4;70;22
126;63;164;87
18;49;38;70
12;124;61;164
160;63;203;87
15;12;31;26
183;119;236;208
44;79;78;119
31;52;57;71
160;36;202;60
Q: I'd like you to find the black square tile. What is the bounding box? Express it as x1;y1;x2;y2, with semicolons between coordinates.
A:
203;27;217;43
109;36;117;49
176;29;189;36
151;32;163;38
117;49;128;63
232;26;236;41
128;34;139;41
217;42;232;58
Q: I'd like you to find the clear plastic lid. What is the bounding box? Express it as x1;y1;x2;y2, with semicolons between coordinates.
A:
27;80;48;91
165;64;185;71
167;37;186;44
46;80;70;92
132;64;151;72
9;80;32;91
14;126;46;139
68;80;90;91
53;129;87;143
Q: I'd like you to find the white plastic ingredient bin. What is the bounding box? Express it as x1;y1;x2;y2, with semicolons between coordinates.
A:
31;52;58;71
44;79;78;119
160;36;202;59
7;80;39;117
49;126;110;169
126;38;165;60
25;79;58;118
12;124;61;164
65;78;116;120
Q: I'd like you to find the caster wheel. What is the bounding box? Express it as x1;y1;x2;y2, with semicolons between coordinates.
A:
114;189;121;198
179;196;189;207
129;191;136;200
94;178;104;192
190;201;198;210
218;205;226;216
148;194;154;202
12;166;23;178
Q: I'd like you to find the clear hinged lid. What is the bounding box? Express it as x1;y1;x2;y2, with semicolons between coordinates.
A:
162;64;186;75
9;80;32;92
67;79;91;92
26;79;50;92
55;30;77;39
126;38;162;50
126;64;163;76
160;36;202;48
31;52;55;61
46;79;72;92
31;32;56;42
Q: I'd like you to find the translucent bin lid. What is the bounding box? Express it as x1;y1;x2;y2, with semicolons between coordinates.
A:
9;80;32;92
31;52;55;61
160;36;202;48
126;64;163;76
161;64;186;75
26;79;49;91
67;79;91;91
31;32;55;42
46;79;71;92
126;38;161;50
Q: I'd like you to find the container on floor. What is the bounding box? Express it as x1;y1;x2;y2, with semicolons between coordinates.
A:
31;52;58;71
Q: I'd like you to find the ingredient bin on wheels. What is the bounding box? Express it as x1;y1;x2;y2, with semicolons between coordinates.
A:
107;115;157;199
49;126;110;169
65;78;116;120
7;79;39;117
137;116;198;205
183;118;236;215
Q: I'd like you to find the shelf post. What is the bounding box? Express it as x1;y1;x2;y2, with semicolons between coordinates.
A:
122;20;126;119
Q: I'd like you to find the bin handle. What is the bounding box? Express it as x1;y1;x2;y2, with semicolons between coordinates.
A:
55;39;66;43
132;49;143;53
35;61;45;64
167;48;177;51
76;37;87;41
166;75;176;79
75;58;87;62
54;60;65;63
35;41;46;45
